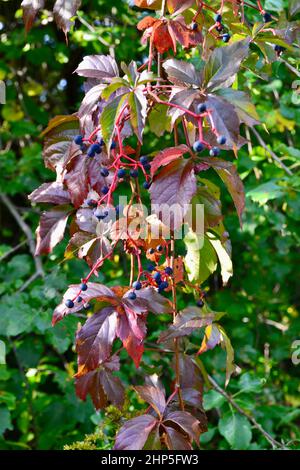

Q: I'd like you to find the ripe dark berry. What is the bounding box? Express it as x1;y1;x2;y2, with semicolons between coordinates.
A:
160;281;169;290
115;205;121;216
111;141;117;150
217;135;226;145
65;299;74;308
132;281;142;290
197;299;204;308
128;291;137;300
87;199;97;207
87;147;96;158
130;169;139;178
193;140;205;153
197;103;207;113
156;245;163;252
77;296;83;303
80;283;88;291
100;167;109;177
153;272;161;283
215;13;222;23
101;186;109;195
164;267;173;275
140;156;149;165
263;12;272;23
94;19;102;27
80;144;87;152
92;143;102;154
209;147;220;156
147;264;155;272
94;208;108;220
74;135;83;145
275;45;285;53
143;163;151;171
143;181;151;190
222;33;230;43
191;22;198;31
216;24;223;32
148;248;155;255
117;168;126;178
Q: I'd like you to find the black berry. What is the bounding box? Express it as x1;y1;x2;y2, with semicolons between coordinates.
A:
153;272;161;283
130;169;139;178
128;291;137;300
193;140;205;153
263;12;272;23
164;267;173;275
217;135;226;145
100;167;109;177
65;299;74;308
111;141;117;150
77;296;83;303
197;299;204;308
191;22;198;31
101;186;109;195
140;156;149;165
117;168;126;178
148;248;155;255
197;103;207;113
147;264;155;272
132;281;142;290
156;245;163;252
209;147;220;156
74;135;83;145
222;33;230;43
143;181;151;190
80;283;88;291
143;163;151;171
215;13;222;23
90;143;101;154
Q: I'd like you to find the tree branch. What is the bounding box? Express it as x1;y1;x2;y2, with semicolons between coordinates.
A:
250;127;293;176
207;374;289;450
0;194;44;287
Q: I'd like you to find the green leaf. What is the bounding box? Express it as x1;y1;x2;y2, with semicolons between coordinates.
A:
0;341;6;365
148;103;172;137
238;373;263;394
184;230;218;284
101;79;129;100
0;407;13;436
207;232;233;286
289;0;300;17
218;413;252;449
203;390;226;411
128;88;147;142
247;181;285;205
100;93;128;149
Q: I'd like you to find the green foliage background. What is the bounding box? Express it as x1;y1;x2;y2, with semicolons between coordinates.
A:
0;0;299;450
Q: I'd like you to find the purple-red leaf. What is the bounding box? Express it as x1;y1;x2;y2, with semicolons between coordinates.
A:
35;206;70;256
114;414;158;450
64;154;89;208
21;0;45;32
76;307;118;376
75;55;119;81
134;385;166;417
53;0;82;37
164;426;192;450
164;410;201;443
29;182;70;205
151;145;190;177
150;159;197;230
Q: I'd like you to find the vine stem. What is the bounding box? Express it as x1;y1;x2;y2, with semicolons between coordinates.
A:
170;234;184;411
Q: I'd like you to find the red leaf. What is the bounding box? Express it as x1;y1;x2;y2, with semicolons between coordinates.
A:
152;21;175;53
21;0;45;32
29;182;70;205
150;159;197;230
164;426;192;450
35;207;70;256
52;283;117;325
75;356;124;410
137;16;157;31
76;307;118;376
151;145;190;177
116;308;146;367
114;415;158;450
64;154;89;208
134;385;166;417
167;0;194;14
168;17;202;50
164;410;201;442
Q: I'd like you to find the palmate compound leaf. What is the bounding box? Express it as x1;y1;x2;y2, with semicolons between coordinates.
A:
53;0;82;37
35;205;71;255
217;89;260;127
184;230;218;284
53;284;171;367
207;232;233;286
150;145;190;177
21;0;45;32
150;159;197;231
164;426;192;450
75;55;119;81
28;182;71;205
114;414;158;450
203;38;251;92
41;115;81;175
75;355;125;410
158;306;218;343
163;58;201;88
201;157;245;226
76;307;118;376
199;323;235;386
134;385;166;417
